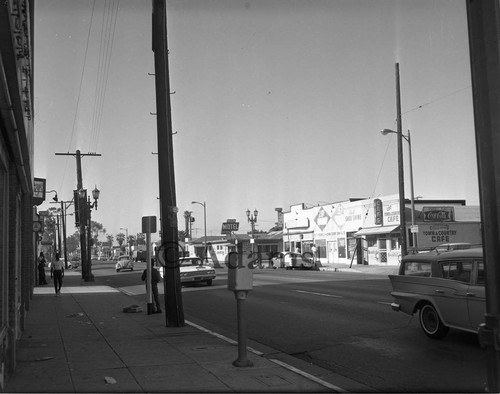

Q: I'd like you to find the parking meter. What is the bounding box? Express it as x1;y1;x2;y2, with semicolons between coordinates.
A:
227;240;253;292
226;239;254;367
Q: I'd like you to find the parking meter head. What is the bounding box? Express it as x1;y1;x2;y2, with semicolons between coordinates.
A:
227;241;253;292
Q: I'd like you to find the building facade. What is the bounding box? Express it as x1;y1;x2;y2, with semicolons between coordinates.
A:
283;195;481;267
0;0;35;389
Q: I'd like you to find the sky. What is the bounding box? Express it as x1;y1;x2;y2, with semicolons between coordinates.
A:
33;0;478;242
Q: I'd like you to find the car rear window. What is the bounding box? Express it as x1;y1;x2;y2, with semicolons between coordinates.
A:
180;259;202;267
401;261;431;276
477;262;485;285
440;261;473;283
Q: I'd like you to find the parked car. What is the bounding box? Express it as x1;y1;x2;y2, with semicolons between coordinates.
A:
283;252;315;270
115;255;134;272
157;257;216;286
389;247;485;339
435;242;472;252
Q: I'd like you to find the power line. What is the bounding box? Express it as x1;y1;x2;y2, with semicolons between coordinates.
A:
402;85;471;115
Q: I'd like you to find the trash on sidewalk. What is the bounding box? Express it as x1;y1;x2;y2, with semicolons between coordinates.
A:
66;312;84;318
34;356;54;362
104;376;117;384
122;304;143;313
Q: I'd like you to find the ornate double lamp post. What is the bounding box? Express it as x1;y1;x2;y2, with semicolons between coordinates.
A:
246;208;258;254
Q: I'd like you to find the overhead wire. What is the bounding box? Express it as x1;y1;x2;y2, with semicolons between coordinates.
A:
89;0;120;154
356;85;471;231
402;85;471;115
58;0;97;194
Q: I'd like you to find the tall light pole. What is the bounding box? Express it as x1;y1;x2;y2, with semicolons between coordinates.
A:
246;208;258;254
381;128;417;251
120;227;129;256
191;201;207;264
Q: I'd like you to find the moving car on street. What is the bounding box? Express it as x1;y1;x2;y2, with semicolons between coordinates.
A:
115;255;134;272
157;257;216;286
389;247;485;339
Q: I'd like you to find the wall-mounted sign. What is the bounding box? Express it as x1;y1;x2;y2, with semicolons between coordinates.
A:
285;218;310;230
423;207;454;222
33;178;46;206
374;198;383;225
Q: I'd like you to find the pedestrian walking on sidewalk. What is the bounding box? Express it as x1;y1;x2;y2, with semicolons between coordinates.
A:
51;253;64;296
141;266;162;313
37;252;48;285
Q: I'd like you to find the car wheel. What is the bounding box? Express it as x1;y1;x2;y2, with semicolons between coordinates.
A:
116;269;120;272
419;303;449;339
206;279;213;286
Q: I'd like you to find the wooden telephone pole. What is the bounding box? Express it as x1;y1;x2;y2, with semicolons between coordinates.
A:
55;150;101;281
152;0;184;327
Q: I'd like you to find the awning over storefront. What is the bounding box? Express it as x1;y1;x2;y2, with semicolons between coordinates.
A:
354;225;399;237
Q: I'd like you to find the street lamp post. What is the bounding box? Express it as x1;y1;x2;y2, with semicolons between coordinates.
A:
246;208;258;254
381;127;417;253
120;227;129;257
191;201;207;264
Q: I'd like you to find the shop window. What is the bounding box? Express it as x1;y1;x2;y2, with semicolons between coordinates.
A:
316;239;326;259
338;238;346;258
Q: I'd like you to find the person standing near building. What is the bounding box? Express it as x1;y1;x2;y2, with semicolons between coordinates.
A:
37;252;48;285
51;253;64;296
141;265;162;313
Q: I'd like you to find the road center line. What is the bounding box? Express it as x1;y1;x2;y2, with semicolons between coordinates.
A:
295;290;343;298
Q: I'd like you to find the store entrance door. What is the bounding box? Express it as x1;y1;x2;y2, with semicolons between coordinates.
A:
328;240;338;264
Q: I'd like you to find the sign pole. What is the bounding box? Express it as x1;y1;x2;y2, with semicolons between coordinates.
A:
142;216;157;315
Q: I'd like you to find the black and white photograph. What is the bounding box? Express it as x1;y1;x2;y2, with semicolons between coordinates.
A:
1;0;499;392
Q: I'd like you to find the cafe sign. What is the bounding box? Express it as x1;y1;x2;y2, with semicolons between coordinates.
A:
422;206;454;222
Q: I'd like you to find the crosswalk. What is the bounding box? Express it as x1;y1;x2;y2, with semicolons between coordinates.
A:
117;271;344;296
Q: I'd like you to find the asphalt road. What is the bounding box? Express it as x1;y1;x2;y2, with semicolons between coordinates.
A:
92;261;488;392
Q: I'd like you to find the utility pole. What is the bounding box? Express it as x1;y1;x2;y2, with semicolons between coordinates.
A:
55;150;101;281
395;63;407;257
466;1;500;391
152;0;184;327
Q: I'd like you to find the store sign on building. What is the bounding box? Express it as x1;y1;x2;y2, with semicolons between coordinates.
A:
285;218;310;230
383;202;400;224
422;207;454;222
374;198;383;225
314;207;330;232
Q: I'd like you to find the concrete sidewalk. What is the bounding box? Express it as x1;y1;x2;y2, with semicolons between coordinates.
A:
5;270;373;393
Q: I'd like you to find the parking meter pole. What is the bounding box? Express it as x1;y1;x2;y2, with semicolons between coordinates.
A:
146;230;153;315
227;240;254;367
233;290;253;367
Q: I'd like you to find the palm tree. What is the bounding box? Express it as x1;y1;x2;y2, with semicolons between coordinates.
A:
106;234;114;258
116;233;125;251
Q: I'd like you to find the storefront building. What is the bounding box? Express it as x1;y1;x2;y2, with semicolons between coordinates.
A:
283;195;481;267
1;1;36;389
188;232;283;268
